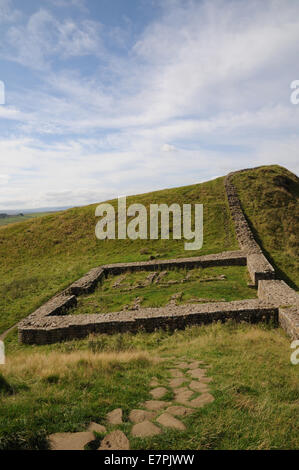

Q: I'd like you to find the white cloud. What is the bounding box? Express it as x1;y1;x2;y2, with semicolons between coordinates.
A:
0;0;298;209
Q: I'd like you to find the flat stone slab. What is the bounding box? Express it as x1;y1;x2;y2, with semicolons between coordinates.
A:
106;408;123;425
187;368;207;379
189;381;210;393
189;393;215;408
131;420;161;437
49;432;94;451
169;369;184;378
166;406;193;417
149;377;159;387
169;378;186;388
129;409;156;424
188;361;203;369
87;422;107;434
200;377;213;384
156;413;186;431
142;400;171;411
174;390;194;405
150;387;168;399
99;430;130;450
176;362;190;369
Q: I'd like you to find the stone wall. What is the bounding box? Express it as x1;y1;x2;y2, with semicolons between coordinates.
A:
17;167;298;344
225;172;275;285
258;280;299;339
18;299;278;345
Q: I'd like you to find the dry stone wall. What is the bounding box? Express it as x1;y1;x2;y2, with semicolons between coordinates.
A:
17;168;299;344
225;172;275;285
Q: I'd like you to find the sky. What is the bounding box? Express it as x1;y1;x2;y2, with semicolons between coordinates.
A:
0;0;298;210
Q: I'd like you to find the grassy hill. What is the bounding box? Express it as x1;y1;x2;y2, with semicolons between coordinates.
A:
0;165;298;450
0;176;238;333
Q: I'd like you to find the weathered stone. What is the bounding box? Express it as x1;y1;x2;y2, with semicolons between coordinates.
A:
131;420;161;437
189;393;215;408
106;408;123;425
150;387;168;399
188;361;201;369
99;430;130;450
49;432;94;451
129;409;156;424
176;362;190;369
87;422;106;434
166;406;193;417
169;378;186;388
169;369;184;378
149;377;159;387
189;381;210;393
156;413;186;431
187;368;207;379
142;400;171;411
174;389;194;405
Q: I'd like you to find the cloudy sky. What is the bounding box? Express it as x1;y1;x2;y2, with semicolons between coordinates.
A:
0;0;298;210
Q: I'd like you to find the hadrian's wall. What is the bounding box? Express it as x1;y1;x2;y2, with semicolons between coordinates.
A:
225;170;298;339
17;168;299;344
224;172;275;286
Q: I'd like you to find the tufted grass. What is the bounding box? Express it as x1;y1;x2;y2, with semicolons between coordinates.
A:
0;321;298;450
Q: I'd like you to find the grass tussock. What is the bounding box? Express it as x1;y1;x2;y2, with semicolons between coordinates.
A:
4;350;153;380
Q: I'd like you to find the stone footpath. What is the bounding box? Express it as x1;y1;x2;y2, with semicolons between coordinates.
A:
49;358;214;450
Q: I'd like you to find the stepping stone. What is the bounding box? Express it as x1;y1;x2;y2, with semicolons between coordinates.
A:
142;400;171;411
129;409;156;424
169;369;184;378
166;406;193;417
150;387;168;399
174;389;194;405
131;420;161;438
169;378;186;388
189;393;215;408
87;422;107;434
189;381;210;393
200;377;213;384
156;413;186;431
176;362;189;369
49;432;94;451
106;408;123;425
188;361;201;369
149;378;159;387
99;430;130;450
187;368;207;379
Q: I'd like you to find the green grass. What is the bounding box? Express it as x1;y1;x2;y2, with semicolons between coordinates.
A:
233;165;299;289
0;176;238;333
0;165;298;450
73;265;256;315
1;322;298;450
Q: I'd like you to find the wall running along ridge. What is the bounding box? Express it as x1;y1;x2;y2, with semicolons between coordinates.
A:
17;169;299;344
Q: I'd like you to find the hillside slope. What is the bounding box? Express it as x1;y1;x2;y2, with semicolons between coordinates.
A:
0;165;297;334
233;165;299;289
0;177;237;333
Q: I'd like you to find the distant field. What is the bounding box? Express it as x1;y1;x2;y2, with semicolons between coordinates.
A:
0;212;55;227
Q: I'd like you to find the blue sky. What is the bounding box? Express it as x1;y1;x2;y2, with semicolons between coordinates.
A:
0;0;298;209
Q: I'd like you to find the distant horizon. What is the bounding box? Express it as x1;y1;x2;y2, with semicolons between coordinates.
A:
0;162;297;213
